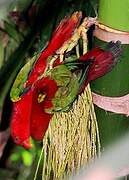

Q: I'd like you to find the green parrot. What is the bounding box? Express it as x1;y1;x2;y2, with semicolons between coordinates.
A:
43;59;92;113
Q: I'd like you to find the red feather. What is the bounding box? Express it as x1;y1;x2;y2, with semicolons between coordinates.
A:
30;77;58;141
25;12;82;87
10;89;33;149
79;41;122;92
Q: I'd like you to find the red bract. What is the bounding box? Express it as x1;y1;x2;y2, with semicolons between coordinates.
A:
25;11;82;87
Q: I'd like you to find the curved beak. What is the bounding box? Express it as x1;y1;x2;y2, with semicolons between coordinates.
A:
23;138;32;149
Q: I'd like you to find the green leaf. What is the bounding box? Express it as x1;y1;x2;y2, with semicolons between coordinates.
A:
4;21;23;43
0;41;4;68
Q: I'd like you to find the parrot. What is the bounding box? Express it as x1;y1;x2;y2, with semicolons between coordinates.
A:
30;41;122;141
42;41;122;113
10;17;122;149
30;76;58;141
10;41;122;149
10;89;33;149
30;40;122;142
10;11;82;148
25;11;82;88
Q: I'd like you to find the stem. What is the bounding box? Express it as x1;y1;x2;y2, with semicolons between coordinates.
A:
99;0;129;32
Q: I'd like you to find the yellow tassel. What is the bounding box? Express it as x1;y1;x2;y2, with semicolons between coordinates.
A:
41;85;100;180
34;15;101;180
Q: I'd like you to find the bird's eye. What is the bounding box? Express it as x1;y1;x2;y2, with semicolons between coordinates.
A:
14;136;19;143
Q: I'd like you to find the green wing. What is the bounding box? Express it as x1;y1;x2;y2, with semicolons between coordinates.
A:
49;64;71;86
46;64;79;113
52;73;79;112
10;54;39;102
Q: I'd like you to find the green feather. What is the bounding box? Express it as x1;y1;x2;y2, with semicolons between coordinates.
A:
10;54;39;102
49;64;71;86
45;64;80;113
52;73;79;112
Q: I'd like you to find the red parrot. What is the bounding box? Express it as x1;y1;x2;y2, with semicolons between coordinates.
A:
30;76;58;141
10;89;33;149
44;41;122;113
10;41;122;149
10;11;82;149
10;7;122;151
10;76;58;147
25;11;82;87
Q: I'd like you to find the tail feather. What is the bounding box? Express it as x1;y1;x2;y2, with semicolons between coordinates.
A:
105;41;122;58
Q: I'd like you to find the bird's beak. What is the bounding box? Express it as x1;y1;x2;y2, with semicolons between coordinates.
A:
23;138;32;149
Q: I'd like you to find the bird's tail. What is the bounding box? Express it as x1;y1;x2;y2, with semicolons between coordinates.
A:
105;41;122;58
